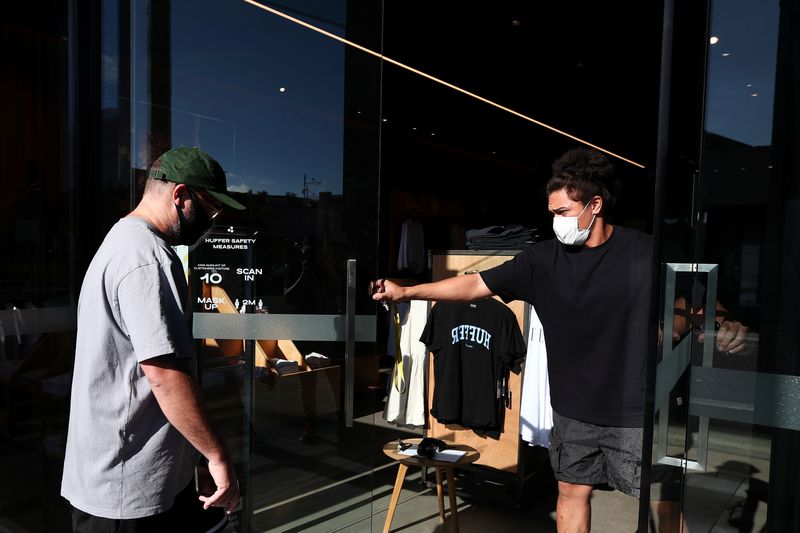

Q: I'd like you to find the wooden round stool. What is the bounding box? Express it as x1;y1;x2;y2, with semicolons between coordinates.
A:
382;438;480;533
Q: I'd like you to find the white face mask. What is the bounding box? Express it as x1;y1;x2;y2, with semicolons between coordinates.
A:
553;201;596;246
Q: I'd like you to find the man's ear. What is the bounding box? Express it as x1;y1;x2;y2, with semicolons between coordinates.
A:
590;195;604;215
172;183;190;207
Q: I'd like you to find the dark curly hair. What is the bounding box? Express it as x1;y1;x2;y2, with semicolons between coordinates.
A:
545;147;616;210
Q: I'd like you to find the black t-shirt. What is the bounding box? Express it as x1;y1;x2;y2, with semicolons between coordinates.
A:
480;226;652;427
420;299;527;436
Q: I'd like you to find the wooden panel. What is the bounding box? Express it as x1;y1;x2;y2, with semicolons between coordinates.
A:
254;339;304;369
206;284;245;356
205;284;315;373
428;253;524;473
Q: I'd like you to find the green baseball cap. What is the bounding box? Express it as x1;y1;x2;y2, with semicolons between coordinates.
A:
149;146;246;210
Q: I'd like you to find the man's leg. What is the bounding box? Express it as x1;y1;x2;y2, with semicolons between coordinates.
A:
653;500;688;533
70;507;117;533
549;412;606;533
650;465;687;533
556;480;593;533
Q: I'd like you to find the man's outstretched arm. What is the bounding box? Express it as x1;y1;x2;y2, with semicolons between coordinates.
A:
371;274;493;303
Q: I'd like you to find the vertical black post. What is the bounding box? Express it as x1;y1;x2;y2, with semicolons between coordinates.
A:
638;0;674;527
766;0;800;529
147;0;171;163
69;0;102;295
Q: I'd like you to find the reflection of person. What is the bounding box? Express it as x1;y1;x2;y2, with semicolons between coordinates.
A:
373;147;651;532
651;294;752;533
673;293;750;355
61;147;245;531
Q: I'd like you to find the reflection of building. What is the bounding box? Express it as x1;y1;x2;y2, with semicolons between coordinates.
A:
701;133;772;206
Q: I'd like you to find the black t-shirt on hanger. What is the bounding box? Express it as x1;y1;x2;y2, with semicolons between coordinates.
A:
421;298;527;437
480;226;652;427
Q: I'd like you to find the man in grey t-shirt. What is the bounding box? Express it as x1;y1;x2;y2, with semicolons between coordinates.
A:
61;147;245;531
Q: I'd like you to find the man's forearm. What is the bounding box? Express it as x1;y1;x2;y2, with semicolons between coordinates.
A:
141;361;228;462
402;274;492;302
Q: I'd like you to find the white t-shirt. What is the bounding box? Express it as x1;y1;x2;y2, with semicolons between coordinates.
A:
520;304;553;447
384;300;428;427
61;217;197;519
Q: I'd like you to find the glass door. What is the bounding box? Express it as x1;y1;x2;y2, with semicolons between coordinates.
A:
645;0;800;530
130;1;384;531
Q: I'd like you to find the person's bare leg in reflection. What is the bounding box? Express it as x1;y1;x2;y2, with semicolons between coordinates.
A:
557;481;592;533
654;500;688;533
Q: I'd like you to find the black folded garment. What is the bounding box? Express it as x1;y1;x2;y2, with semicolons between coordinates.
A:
416;437;448;458
465;224;537;250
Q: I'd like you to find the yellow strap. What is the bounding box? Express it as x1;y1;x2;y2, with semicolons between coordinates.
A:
391;303;407;393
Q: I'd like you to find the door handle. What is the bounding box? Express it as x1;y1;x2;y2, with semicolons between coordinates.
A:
345;259;356;427
655;262;718;472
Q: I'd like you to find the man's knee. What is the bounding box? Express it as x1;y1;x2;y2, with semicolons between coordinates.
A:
558;481;593;501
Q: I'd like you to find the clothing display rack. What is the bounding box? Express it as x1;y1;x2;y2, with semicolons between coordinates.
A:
424;251;546;502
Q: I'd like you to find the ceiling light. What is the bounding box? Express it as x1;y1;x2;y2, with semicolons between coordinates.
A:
709;36;719;45
382;118;388;122
721;52;731;57
750;93;759;97
279;87;286;92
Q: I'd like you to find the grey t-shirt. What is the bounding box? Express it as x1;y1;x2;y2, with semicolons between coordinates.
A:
61;217;198;519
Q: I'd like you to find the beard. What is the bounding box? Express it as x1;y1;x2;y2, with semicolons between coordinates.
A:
175;202;212;246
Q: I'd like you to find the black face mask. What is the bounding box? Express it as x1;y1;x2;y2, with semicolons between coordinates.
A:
176;198;213;246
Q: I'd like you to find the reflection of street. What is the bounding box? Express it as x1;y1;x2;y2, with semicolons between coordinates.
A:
653;422;769;532
692;424;769;532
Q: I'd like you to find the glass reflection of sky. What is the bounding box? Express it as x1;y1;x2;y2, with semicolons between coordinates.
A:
171;0;347;196
166;1;347;196
705;0;779;147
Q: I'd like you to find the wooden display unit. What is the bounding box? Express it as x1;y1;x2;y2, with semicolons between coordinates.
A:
427;251;527;473
204;284;313;370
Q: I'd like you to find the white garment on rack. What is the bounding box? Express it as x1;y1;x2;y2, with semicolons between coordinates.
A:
520;304;553;447
383;300;428;427
397;219;425;274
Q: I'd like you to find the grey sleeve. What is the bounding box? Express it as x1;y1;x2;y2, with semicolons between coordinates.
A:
117;263;193;363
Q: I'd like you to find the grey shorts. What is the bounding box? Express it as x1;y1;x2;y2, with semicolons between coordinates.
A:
548;411;643;499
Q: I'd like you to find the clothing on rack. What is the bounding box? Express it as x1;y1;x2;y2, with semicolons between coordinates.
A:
397;218;425;274
520;304;553;447
421;299;526;438
383;300;428;428
465;224;537;250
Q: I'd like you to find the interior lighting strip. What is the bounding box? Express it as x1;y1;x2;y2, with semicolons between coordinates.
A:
243;0;645;169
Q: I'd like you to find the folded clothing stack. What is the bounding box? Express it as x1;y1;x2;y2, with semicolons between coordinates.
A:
268;358;300;375
305;352;331;369
41;372;73;397
465;224;537;250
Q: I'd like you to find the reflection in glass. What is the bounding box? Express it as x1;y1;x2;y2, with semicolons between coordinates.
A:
648;0;798;531
129;1;383;531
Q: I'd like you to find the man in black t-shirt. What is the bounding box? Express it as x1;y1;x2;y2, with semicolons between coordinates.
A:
372;148;650;532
